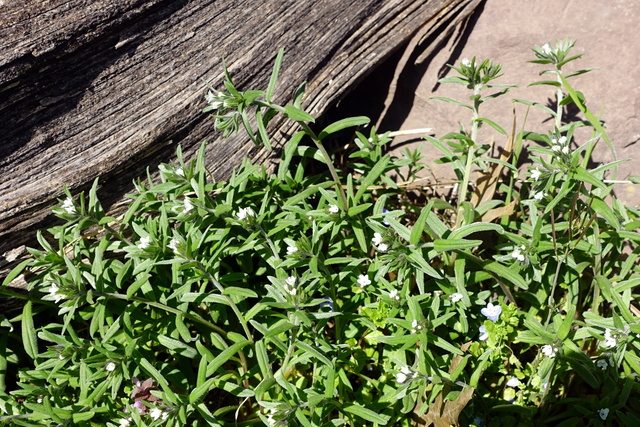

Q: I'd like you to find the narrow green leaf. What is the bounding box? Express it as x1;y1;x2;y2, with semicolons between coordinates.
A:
318;116;370;140
284;105;315;123
157;334;197;358
266;48;284;103
410;204;431;246
190;378;216;404
475;117;506;135
355;155;390;203
21;301;38;359
484;261;528;290
343;403;390;425
206;340;250;376
406;251;443;279
434;239;483;252
255;109;272;150
138;356;179;405
296;341;333;367
255;340;272;379
450;223;504;240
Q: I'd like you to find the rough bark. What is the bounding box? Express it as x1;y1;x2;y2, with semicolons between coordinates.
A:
0;0;479;275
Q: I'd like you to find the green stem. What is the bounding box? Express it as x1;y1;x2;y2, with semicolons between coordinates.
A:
299;122;349;211
101;292;227;336
454;92;481;229
554;68;564;130
192;260;254;343
257;224;281;262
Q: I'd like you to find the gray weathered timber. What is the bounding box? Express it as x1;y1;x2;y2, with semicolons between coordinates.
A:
0;0;478;264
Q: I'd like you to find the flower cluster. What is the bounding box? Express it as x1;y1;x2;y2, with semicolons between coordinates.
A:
396;366;419;384
511;245;526;262
541;344;558;358
61;197;77;215
602;328;617;348
372;232;388;252
236;206;256;222
283;276;297;296
551;135;570;156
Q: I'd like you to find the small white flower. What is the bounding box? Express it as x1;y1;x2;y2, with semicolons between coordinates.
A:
149;407;163;420
561;146;570;155
372;232;383;246
138;236;151;250
541;43;552;55
598;408;609;421
284;276;297;296
541;344;557;358
175;167;184;176
389;289;400;301
533;191;546;201
357;274;371;288
236;207;255;221
48;282;65;303
479;325;489;341
450;293;463;303
397;366;415;384
168;238;180;253
461;58;472;67
377;243;388;252
183;197;194;213
511;245;526;262
61;197;76;214
411;319;422;333
530;168;541;182
551;144;561;152
558;136;567;145
119;418;132;427
205;90;225;110
286;245;298;255
603;328;617;348
396;371;408;384
481;303;502;322
506;377;521;388
596;359;608;370
105;361;116;372
328;204;339;214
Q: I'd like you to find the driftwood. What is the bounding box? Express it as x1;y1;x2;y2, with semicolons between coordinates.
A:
0;0;480;282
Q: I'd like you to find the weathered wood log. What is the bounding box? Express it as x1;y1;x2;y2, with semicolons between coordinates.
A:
0;0;479;269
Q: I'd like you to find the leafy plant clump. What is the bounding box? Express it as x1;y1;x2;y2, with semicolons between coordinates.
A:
1;41;640;426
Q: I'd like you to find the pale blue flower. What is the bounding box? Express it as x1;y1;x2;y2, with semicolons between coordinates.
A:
478;325;489;341
481;303;502;322
598;408;609;420
506;377;520;388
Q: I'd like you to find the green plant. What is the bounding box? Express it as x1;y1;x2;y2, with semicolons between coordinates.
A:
1;41;639;426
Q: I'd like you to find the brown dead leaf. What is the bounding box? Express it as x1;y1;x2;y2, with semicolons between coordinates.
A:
421;386;475;427
480;200;517;223
471;108;517;208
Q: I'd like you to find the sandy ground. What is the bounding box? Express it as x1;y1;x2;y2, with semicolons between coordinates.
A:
370;0;640;208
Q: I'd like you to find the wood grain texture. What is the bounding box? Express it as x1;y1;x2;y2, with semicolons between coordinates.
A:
0;0;477;259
